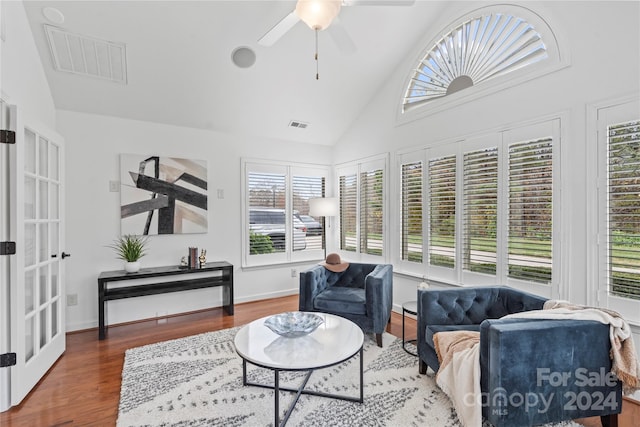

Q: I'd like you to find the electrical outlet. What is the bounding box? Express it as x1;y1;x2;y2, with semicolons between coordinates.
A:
217;189;224;199
291;269;297;278
67;294;78;306
109;180;120;192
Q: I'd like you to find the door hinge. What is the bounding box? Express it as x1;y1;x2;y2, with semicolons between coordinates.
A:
0;241;16;255
0;130;16;144
0;353;16;368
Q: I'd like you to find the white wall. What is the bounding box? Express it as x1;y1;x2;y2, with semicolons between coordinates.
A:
331;2;640;351
0;1;56;127
57;111;331;331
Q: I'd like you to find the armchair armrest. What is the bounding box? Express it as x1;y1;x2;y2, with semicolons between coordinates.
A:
479;318;622;426
365;264;393;332
299;264;328;311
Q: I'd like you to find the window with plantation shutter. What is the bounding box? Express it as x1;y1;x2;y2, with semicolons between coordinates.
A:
292;175;325;252
339;174;357;252
360;169;384;256
463;147;498;274
607;119;640;300
508;138;553;284
248;172;286;254
401;161;423;263
428;155;456;268
242;160;329;267
397;121;557;289
337;156;387;257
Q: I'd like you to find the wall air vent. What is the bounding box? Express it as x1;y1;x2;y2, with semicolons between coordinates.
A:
288;120;309;129
44;24;127;84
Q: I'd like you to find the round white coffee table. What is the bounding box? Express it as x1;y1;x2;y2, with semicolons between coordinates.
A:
234;312;364;426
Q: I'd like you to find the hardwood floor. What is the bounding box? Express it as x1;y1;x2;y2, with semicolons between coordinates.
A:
0;295;627;426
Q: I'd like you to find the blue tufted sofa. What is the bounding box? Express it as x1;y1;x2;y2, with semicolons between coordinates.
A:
299;263;393;346
418;286;622;427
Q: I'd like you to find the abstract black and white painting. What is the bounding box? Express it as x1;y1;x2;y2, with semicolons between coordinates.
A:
120;154;208;235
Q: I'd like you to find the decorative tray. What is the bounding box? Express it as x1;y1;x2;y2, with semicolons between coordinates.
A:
264;312;324;338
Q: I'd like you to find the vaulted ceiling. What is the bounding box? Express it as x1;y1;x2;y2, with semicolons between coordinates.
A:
22;0;449;145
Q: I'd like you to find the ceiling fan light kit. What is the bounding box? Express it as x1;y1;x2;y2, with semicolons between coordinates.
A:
295;0;342;31
258;0;414;80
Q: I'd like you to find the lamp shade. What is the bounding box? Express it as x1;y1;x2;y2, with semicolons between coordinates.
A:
295;0;342;31
308;197;339;217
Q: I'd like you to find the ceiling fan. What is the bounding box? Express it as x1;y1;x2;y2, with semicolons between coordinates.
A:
258;0;415;54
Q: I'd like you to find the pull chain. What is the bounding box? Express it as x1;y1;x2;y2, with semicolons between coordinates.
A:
315;28;319;80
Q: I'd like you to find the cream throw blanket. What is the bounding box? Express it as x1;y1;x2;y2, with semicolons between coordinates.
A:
433;331;481;427
504;300;640;394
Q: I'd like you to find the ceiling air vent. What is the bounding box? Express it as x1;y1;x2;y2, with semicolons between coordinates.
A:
44;24;127;84
288;120;309;129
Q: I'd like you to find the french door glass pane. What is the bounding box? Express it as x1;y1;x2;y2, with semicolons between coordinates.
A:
25;223;36;267
40;309;48;348
39;180;48;219
25;269;35;313
25;129;36;174
25;316;34;362
25;176;36;219
51;223;59;256
51;184;59;219
39;223;48;263
39;266;48;306
51;301;59;337
51;262;59;298
38;137;48;177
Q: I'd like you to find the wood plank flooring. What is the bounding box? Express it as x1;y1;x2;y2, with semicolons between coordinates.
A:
0;294;627;426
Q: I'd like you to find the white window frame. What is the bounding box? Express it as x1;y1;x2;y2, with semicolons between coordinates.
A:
241;159;330;268
335;154;388;263
591;96;640;324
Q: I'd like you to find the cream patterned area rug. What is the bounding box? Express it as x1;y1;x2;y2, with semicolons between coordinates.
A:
117;327;581;427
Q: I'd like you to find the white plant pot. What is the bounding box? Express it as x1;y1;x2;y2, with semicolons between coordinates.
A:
125;261;140;273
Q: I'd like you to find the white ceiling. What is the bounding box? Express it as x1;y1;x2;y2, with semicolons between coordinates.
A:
23;0;449;145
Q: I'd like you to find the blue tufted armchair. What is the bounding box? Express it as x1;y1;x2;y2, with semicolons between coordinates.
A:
299;263;393;347
417;286;622;427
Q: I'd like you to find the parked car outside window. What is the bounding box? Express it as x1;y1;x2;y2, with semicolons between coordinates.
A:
249;208;307;251
296;214;323;236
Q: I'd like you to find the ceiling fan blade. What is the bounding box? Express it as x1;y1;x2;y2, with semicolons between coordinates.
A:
327;16;357;55
258;11;300;47
342;0;415;5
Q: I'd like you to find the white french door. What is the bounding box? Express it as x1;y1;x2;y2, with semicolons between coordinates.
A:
2;102;66;408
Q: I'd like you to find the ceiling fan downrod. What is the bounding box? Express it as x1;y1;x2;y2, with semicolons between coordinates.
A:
315;29;320;80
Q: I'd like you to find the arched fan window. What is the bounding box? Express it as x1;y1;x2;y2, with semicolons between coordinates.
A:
402;7;562;113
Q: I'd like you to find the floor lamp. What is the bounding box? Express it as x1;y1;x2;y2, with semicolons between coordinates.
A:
308;197;339;260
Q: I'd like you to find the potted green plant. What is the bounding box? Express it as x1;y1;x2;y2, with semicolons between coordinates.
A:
110;234;149;273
